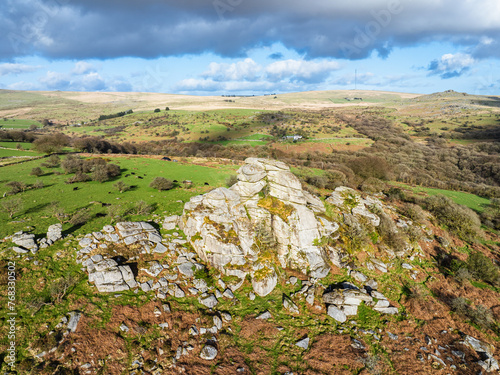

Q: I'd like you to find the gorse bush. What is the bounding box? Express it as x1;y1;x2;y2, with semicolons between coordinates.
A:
359;177;385;193
400;203;427;223
129;200;155;215
451;297;495;331
113;181;130;193
424;195;482;241
6;181;27;194
348;156;392;180
466;252;500;286
40;154;60;168
149;177;174;191
377;212;407;250
225;175;238;187
61;155;121;183
30;167;43;177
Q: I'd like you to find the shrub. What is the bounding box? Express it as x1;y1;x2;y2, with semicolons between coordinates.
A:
451;297;495;330
32;133;70;153
41;154;60;168
306;175;329;189
341;214;369;253
62;155;84;174
113;181;130;193
149;177;174;191
105;163;121;177
65;171;91;184
424;195;482;241
377;213;407;250
68;208;92;226
400;203;427;223
107;205;124;223
385;187;406;202
454;267;472;284
348;156;392;180
467;252;500;286
6;181;27;194
480;198;500;230
359;177;385;193
30;167;43;177
32;180;44;189
2;197;23;218
225;175;238;187
130;200;155;215
48;202;68;224
324;170;348;189
91;168;110;183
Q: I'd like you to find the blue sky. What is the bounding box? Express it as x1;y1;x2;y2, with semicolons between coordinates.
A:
0;0;499;95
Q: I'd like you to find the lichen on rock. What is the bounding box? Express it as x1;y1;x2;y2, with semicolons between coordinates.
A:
181;158;340;296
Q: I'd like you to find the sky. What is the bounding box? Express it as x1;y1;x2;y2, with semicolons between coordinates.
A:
0;0;499;96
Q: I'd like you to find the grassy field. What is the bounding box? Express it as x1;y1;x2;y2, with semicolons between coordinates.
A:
0;149;44;157
394;183;491;212
0;141;34;149
0;156;238;239
0;118;41;129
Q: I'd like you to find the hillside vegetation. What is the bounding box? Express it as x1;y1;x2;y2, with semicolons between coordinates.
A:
0;89;499;374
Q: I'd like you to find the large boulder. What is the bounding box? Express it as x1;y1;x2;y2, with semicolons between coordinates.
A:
10;232;38;254
47;223;63;243
181;158;340;296
87;259;137;293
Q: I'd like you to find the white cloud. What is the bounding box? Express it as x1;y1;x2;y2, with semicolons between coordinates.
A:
439;53;475;71
0;63;41;76
7;81;40;90
194;58;340;92
37;69;126;91
79;72;105;90
266;60;340;83
175;78;222;92
428;53;475;79
39;71;71;89
72;61;96;75
202;58;261;81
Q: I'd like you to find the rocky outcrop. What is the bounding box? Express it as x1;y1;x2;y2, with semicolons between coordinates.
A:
87;258;137;293
47;223;63;243
326;187;381;226
463;335;499;372
8;231;38;254
77;221;169;256
181;158;339;296
323;282;398;322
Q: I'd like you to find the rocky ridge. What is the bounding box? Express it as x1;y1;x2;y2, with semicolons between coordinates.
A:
3;158;499;373
181;158;341;296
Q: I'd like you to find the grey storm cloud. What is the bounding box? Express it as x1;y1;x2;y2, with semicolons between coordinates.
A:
1;0;500;61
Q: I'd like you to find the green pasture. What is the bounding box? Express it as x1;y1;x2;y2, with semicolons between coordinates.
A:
0;118;41;129
0;141;34;149
0;156;238;238
394;183;491;212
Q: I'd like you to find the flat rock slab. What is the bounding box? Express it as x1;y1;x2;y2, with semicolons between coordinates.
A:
178;262;195;278
256;311;272;320
327;305;347;323
296;336;310;349
199;294;218;309
200;345;218;360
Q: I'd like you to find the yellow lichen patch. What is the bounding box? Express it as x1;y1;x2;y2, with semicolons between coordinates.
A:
203;217;240;246
257;196;295;223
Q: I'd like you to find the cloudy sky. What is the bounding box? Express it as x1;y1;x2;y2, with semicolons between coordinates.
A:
0;0;499;95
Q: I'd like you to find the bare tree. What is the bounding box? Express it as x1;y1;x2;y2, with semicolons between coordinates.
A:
2;197;23;218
